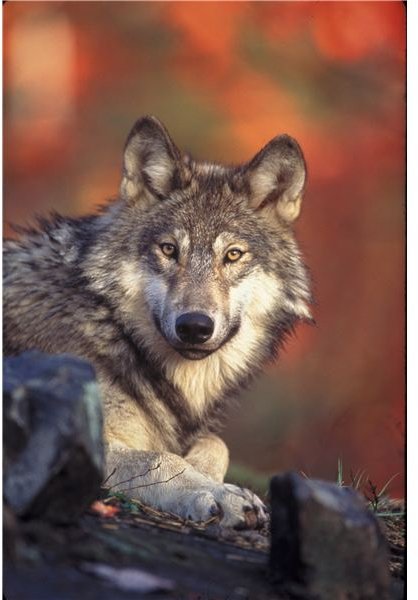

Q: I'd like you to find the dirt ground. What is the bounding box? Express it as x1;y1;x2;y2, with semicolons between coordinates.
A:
4;496;405;600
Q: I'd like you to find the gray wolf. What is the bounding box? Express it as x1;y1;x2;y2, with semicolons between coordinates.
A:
4;116;312;528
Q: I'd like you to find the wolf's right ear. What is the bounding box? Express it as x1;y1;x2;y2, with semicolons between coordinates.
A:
120;116;182;204
243;135;307;223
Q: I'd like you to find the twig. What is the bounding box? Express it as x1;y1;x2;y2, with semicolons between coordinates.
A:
102;467;117;487
365;479;379;511
118;468;186;492
107;462;162;490
365;474;399;512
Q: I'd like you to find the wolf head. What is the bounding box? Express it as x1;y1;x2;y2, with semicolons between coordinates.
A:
85;117;312;396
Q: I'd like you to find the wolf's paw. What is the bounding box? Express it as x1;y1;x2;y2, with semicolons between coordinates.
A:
212;484;268;529
183;485;268;529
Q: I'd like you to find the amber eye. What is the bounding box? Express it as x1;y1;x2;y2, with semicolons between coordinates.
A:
225;248;244;263
160;243;177;259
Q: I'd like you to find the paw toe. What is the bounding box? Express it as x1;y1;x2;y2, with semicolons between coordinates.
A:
212;485;268;530
186;491;220;523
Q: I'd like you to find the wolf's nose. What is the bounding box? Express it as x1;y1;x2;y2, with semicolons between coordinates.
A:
175;312;214;344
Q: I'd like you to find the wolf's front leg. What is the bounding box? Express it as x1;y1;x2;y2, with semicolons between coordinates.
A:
184;434;267;529
105;445;267;529
184;434;229;483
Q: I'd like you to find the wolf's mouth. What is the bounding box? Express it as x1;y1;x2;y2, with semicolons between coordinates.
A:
153;315;240;360
174;348;214;360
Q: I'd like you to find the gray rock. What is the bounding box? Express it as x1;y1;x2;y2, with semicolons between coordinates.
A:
269;472;391;599
4;351;104;522
4;369;30;468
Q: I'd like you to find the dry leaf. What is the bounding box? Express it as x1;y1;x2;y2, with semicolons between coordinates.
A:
90;500;120;518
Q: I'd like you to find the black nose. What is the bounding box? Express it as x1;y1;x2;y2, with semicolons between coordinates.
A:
175;312;215;345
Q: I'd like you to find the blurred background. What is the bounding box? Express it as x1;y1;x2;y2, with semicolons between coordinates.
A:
4;2;405;497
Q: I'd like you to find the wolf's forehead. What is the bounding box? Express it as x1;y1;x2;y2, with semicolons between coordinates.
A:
151;189;266;247
172;228;249;252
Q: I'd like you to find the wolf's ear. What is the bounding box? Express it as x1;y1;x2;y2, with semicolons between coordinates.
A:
243;135;306;223
120;116;182;204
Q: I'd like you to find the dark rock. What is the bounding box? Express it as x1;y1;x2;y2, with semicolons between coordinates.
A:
269;472;391;599
3;351;104;522
4;368;30;468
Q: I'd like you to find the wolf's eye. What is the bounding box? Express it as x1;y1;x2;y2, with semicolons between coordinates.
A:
225;248;243;263
160;243;177;259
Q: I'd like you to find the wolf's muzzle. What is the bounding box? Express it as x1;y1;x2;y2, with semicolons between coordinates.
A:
175;312;214;345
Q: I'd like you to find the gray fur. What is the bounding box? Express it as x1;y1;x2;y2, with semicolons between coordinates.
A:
4;116;312;527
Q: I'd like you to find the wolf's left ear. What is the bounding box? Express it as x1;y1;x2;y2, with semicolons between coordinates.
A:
243;135;306;223
120;116;182;204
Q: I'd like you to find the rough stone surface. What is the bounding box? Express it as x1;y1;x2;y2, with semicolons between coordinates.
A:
4;367;30;469
4;351;104;522
269;472;391;600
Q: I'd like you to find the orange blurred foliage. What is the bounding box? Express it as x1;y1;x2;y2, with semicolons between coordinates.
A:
252;2;313;42
311;2;405;62
166;2;249;72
